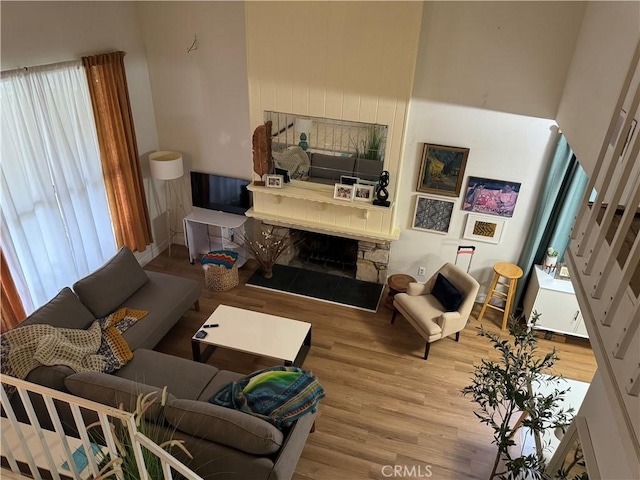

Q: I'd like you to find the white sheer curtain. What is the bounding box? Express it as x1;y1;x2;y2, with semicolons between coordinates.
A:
1;61;116;313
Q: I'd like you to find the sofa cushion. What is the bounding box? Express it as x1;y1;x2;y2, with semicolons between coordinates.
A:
19;287;95;330
73;247;149;318
431;273;463;312
114;349;219;401
118;272;200;351
65;371;175;423
165;399;284;455
309;153;355;180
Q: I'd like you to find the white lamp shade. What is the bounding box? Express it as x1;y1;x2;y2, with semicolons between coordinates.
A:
295;118;313;135
149;151;184;180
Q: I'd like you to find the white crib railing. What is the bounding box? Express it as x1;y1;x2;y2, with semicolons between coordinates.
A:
0;374;203;480
566;38;640;466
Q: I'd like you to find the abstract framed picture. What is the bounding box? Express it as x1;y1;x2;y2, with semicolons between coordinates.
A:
462;176;521;217
412;195;455;234
417;143;469;197
463;214;506;244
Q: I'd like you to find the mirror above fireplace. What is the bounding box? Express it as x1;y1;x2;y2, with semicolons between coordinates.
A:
264;111;388;187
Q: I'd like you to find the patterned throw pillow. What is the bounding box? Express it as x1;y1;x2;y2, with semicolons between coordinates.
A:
200;250;239;269
97;308;147;373
98;326;133;373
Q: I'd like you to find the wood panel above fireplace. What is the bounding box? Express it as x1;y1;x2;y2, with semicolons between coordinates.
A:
247;182;400;242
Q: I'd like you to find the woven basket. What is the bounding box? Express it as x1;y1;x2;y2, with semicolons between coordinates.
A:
204;264;239;292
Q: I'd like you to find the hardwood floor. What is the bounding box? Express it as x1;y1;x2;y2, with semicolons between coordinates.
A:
147;247;597;480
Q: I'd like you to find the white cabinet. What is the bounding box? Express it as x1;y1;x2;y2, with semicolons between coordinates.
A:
523;265;588;338
183;208;248;266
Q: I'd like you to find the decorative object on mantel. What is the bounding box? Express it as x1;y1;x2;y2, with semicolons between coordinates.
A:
266;174;284;188
463;176;521;218
252;120;272;186
543;247;559;273
417;143;469;197
333;183;354;201
373;170;390;207
295;118;312;151
412;195;454;234
238;225;301;279
463;213;506;245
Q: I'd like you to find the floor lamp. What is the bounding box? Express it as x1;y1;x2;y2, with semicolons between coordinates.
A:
149;151;185;258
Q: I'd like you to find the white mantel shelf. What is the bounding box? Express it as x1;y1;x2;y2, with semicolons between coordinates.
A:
247;183;400;242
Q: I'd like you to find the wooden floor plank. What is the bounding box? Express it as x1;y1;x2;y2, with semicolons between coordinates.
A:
147;247;597;480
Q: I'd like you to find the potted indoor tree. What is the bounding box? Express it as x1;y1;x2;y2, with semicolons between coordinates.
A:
462;313;574;480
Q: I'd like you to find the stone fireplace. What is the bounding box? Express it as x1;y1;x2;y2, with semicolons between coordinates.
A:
275;227;390;284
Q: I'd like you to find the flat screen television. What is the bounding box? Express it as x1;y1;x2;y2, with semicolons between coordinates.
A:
190;171;252;215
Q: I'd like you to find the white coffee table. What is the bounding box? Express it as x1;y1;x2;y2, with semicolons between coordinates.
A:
191;304;312;366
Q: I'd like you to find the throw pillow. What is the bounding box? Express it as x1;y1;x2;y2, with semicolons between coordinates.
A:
200;250;238;269
98;326;133;373
97;308;147;373
431;273;464;312
165;399;284;455
65;371;176;423
73;246;149;318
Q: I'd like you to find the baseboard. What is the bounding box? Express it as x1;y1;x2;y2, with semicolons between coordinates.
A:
135;239;169;266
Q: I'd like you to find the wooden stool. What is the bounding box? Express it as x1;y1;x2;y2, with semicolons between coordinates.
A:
387;274;417;304
477;262;523;330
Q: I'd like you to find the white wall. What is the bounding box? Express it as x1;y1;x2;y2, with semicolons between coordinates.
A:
387;1;575;295
556;1;640;177
389;101;557;296
137;1;252;180
0;1;165;263
417;1;585;119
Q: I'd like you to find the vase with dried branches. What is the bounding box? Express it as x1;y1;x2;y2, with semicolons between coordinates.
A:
239;225;300;279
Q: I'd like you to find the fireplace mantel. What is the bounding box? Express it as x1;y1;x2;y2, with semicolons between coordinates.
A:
247;183;400;242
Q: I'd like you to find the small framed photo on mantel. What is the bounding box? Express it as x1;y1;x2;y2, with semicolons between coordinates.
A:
353;184;374;202
333;183;354;201
265;174;283;188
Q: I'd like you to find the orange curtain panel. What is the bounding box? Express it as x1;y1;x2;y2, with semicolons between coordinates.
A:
82;51;153;252
1;248;26;333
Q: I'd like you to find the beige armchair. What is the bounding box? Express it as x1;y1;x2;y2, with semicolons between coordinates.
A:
391;262;480;360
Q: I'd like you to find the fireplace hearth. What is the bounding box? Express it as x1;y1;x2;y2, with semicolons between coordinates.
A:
274;227;390;284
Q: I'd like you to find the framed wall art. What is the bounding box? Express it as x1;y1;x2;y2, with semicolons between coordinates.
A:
463;213;506;244
417;143;469;197
412;195;455;234
462;176;521;217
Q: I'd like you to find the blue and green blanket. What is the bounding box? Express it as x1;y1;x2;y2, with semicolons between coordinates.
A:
210;366;325;429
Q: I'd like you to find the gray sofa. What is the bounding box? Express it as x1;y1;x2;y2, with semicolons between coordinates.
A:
308;152;383;184
11;246;316;480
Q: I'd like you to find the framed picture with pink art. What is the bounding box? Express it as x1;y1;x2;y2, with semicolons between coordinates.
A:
462;176;521;217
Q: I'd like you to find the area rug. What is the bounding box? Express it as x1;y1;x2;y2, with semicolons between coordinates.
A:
246;264;384;312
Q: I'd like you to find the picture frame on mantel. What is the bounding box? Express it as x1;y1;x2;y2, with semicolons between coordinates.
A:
412;195;455;234
417;143;469;197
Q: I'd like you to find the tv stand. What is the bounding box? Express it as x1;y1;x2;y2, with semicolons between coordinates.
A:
183;208;248;266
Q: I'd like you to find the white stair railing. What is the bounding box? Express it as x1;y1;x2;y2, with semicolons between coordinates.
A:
566;38;640;468
0;373;203;480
